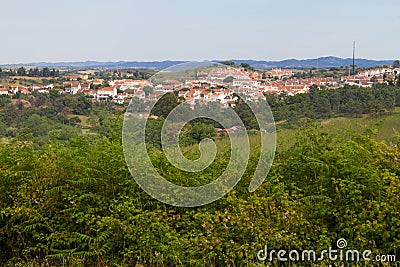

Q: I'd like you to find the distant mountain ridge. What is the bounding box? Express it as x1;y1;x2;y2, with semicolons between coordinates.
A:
1;56;396;69
0;60;187;69
231;56;395;69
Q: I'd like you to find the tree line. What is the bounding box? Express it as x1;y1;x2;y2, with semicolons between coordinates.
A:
10;66;60;77
266;84;400;127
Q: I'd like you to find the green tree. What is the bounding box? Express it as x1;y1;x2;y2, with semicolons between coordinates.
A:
0;95;11;107
365;100;387;117
234;99;259;130
17;66;26;76
49;89;60;98
26;114;51;136
143;86;154;97
41;67;50;77
219;61;236;67
240;62;255;71
28;67;40;77
151;92;179;118
181;122;216;145
223;76;234;83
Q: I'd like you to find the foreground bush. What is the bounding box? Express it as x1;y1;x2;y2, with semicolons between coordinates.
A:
0;128;399;266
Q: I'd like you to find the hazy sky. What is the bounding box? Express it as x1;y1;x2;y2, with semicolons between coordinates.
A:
1;0;399;64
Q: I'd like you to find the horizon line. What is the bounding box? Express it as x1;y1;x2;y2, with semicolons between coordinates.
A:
0;56;397;66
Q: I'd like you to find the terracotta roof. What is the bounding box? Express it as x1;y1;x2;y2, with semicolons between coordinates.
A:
99;86;116;91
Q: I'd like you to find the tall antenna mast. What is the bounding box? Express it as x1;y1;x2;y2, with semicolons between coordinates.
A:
352;41;356;76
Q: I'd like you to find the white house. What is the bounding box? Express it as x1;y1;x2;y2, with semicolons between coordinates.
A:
97;87;117;100
0;88;9;95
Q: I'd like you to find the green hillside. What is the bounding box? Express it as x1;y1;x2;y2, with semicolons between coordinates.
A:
0;85;399;266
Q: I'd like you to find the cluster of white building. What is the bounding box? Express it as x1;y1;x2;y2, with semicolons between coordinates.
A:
1;66;398;107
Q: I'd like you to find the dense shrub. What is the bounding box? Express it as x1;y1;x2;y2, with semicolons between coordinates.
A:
0;126;399;266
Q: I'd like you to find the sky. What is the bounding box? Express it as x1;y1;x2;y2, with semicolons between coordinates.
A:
1;0;399;64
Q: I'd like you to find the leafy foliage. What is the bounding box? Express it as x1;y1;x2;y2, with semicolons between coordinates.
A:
0;84;399;266
0;123;399;266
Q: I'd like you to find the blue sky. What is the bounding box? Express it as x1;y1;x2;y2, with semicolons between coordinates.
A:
1;0;399;63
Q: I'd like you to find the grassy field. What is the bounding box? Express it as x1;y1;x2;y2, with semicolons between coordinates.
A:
376;108;400;143
0;76;56;87
65;114;94;128
197;110;400;156
0;78;9;87
276;110;400;148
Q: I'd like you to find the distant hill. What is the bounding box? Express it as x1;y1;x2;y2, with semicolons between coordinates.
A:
1;56;395;70
231;56;395;69
0;60;186;70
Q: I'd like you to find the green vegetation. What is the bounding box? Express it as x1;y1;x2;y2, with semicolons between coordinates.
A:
267;84;400;128
0;92;121;145
16;67;60;77
0;84;399;266
1;121;399;266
